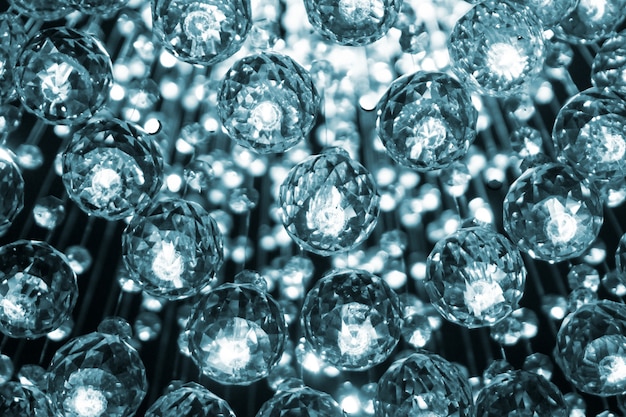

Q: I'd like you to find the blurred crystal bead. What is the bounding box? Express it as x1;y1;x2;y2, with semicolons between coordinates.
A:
18;364;47;389
490;314;523;345
145;382;236;417
256;386;345;417
8;0;72;20
552;88;626;191
97;316;133;340
62;118;164;221
376;71;477;172
441;162;472;197
303;0;401;45
184;159;214;193
425;226;526;328
279;148;379;255
554;300;626;396
568;263;600;291
568;287;597;311
153;0;251;65
602;270;626;297
554;0;626;44
229;187;259;213
15;27;112;125
448;0;545;96
592;31;626;95
483;359;514;384
47;316;74;342
122;198;223;300
64;245;92;275
503;163;603;263
0;14;26;102
519;0;577;27
400;302;433;348
186;282;286;385
134;311;162;342
0;240;77;338
47;332;147;417
301;269;402;370
0;148;24;236
0;354;13;385
14;144;43;170
475;370;566;417
523;352;554;380
541;294;568;320
0;382;55;417
33;195;65;230
218;52;320;153
376;351;474;417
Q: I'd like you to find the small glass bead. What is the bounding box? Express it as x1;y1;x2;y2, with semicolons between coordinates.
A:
14;144;43;170
0;148;24;236
554;0;626;44
523;352;554;380
64;245;92;275
568;263;600;292
18;364;47;389
134;311;162;342
490;315;523;345
483;359;514;384
97;317;133;339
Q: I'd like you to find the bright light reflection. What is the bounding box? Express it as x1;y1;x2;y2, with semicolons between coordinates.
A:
90;168;122;202
338;303;377;356
543;197;577;244
70;386;107;417
600;355;626;385
307;185;348;237
485;42;527;81
463;279;505;317
151;241;185;287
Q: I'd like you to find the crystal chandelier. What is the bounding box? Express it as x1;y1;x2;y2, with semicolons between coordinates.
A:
0;0;626;415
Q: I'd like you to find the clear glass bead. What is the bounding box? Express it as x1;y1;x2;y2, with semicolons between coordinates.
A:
279;148;379;256
256;386;345;417
0;240;77;338
62;118;164;221
517;0;577;28
47;332;147;417
503;163;604;263
218;52;320;154
554;300;626;396
552;88;626;191
134;311;162;342
47;316;74;342
425;226;526;328
303;0;401;45
483;359;514;384
15;27;112;125
97;317;133;339
490;315;523;345
592;31;626;95
32;196;65;230
523;352;554;380
64;245;92;275
0;148;24;236
568;263;600;292
554;0;626;44
8;0;73;20
0;354;13;385
376;351;474;417
153;0;251;66
18;364;47;389
301;269;403;371
0;13;27;102
186;282;286;385
14;144;43;170
122;198;223;300
567;287;597;311
448;0;545;97
145;382;236;417
602;270;626;297
0;382;55;416
475;370;566;416
376;71;477;171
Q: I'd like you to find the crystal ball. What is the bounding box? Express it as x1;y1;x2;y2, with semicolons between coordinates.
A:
70;0;129;14
425;226;526;328
186;282;286;385
152;0;251;66
301;268;403;370
521;0;577;28
145;382;236;417
15;27;112;125
303;0;401;45
593;31;626;95
122;198;224;300
0;240;77;338
8;0;73;20
0;13;27;102
279;148;379;256
475;370;567;416
554;300;626;396
552;88;626;192
554;0;626;44
0;382;56;416
0;148;24;237
376;71;477;171
256;386;345;417
448;0;545;96
62;118;164;221
375;352;474;417
503;163;604;263
218;52;320;154
47;332;147;417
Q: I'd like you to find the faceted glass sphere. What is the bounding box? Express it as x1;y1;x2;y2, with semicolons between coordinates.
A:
554;0;626;44
425;226;526;328
186;283;286;385
15;27;112;125
0;148;24;237
62;118;164;221
376;71;477;171
152;0;251;66
145;382;236;417
448;0;545;96
503;163;604;263
70;0;129;14
592;31;626;95
475;370;567;417
301;269;403;371
8;0;73;20
520;0;577;28
375;352;474;417
552;88;626;191
0;240;77;338
218;52;320;154
279;148;379;256
0;14;27;102
122;198;224;300
256;386;345;417
303;0;402;45
47;332;147;417
0;382;55;417
554;300;626;396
